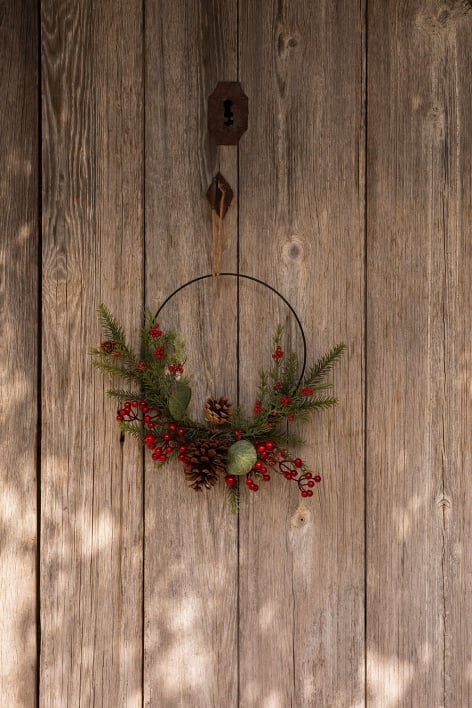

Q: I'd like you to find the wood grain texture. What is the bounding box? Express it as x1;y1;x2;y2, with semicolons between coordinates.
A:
0;1;38;705
367;1;472;705
40;1;143;704
144;1;239;705
238;1;365;706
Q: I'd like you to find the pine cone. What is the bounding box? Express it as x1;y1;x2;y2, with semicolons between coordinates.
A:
204;397;232;425
100;340;116;353
185;438;228;491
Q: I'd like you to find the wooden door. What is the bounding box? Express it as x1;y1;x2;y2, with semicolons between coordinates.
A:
2;1;471;706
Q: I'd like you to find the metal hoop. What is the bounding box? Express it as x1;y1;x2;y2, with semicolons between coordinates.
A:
154;273;307;389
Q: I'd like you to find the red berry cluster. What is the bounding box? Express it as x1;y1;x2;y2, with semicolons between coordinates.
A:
116;399;160;426
272;345;284;360
168;363;184;374
143;422;187;463
300;387;314;396
150;323;163;338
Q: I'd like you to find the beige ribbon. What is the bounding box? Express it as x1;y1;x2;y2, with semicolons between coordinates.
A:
212;179;226;277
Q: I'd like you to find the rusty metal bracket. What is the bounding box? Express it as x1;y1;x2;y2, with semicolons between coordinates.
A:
208;82;248;145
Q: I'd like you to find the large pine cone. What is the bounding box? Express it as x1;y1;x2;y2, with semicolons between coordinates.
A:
204;397;232;425
185;438;228;491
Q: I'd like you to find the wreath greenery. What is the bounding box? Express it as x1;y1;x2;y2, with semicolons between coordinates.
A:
91;304;345;513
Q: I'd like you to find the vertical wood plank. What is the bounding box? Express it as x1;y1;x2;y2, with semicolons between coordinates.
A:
41;1;143;704
239;1;365;706
144;2;239;706
367;2;472;705
0;1;38;704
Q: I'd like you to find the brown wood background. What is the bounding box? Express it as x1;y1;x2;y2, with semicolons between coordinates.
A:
1;1;471;706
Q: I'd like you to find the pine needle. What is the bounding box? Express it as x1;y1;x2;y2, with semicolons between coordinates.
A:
227;484;240;514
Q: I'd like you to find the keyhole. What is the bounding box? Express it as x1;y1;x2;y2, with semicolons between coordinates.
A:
223;99;234;126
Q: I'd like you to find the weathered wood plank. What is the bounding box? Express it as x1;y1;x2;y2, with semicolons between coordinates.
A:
144;2;239;706
238;1;365;705
367;1;472;705
0;1;38;704
40;1;143;704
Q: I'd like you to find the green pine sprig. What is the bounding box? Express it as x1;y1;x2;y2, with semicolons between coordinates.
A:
302;343;346;388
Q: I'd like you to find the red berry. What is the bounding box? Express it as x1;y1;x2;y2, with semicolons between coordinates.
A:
165;446;173;454
131;401;138;408
179;445;187;453
284;472;292;480
245;478;253;487
116;414;124;421
305;472;312;479
263;474;271;482
159;454;167;462
301;491;308;497
307;481;315;488
306;490;313;497
147;422;155;429
155;448;162;456
257;444;266;455
314;475;321;483
294;458;303;468
225;475;237;487
163;433;171;441
255;461;263;470
177;428;185;436
168;423;176;432
266;441;274;452
251;484;259;492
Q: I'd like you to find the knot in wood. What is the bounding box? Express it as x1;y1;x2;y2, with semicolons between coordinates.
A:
291;503;311;528
436;494;451;510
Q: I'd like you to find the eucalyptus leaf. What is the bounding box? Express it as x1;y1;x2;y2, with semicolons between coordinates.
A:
226;440;257;476
168;382;191;420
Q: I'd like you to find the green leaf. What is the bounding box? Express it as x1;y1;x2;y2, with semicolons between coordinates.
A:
226;440;257;476
168;381;192;420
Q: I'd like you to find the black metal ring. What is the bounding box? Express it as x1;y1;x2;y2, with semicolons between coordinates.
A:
154;273;307;389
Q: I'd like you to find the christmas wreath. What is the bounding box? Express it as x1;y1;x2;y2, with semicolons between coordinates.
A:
92;304;345;513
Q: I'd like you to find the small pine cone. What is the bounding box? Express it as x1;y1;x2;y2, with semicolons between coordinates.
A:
100;340;116;353
185;438;228;491
204;397;232;425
